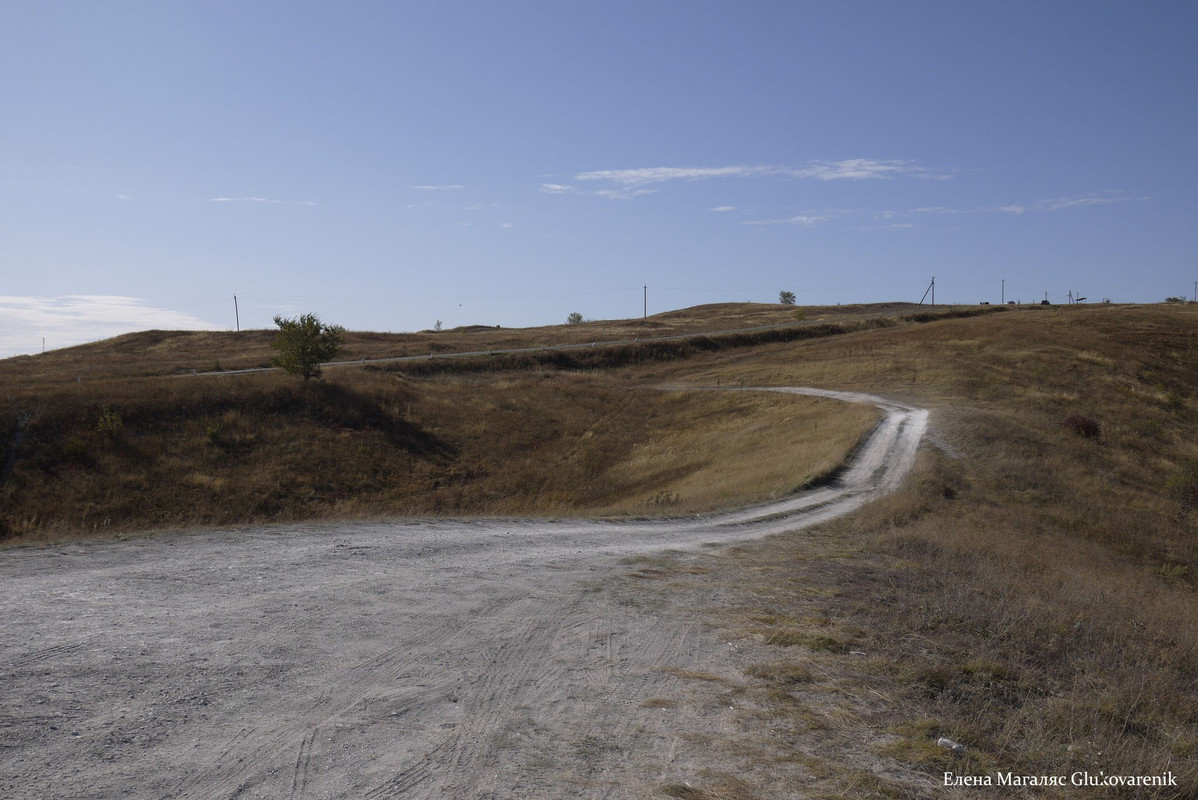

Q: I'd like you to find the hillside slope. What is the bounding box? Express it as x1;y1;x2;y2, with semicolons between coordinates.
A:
625;302;1198;797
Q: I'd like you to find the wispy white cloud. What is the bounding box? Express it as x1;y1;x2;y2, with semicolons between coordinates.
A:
576;165;779;186
860;222;916;231
412;184;464;191
894;192;1140;219
537;182;655;200
572;159;943;192
593;188;655;199
711;206;736;213
0;296;223;359
1037;194;1136;212
744;211;845;227
797;159;919;181
210;196;317;206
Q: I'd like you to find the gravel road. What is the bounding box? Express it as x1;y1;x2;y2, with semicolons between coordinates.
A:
0;388;927;800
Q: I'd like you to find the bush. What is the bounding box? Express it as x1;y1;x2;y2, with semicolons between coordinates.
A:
64;435;91;463
270;313;345;381
1061;413;1101;439
97;408;123;438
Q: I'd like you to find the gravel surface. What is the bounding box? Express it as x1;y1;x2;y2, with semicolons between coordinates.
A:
0;388;927;800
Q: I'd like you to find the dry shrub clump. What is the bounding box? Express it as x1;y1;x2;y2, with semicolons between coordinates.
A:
1062;413;1102;439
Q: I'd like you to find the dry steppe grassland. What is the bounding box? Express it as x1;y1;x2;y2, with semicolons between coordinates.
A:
2;300;1197;798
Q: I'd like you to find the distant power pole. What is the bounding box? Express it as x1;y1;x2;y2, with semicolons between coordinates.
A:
643;285;647;321
1001;279;1005;305
918;277;936;307
234;294;240;332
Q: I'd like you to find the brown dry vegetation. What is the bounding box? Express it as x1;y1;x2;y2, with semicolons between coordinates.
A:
625;302;1198;798
3;300;1195;798
0;301;925;385
0;372;875;539
0;302;914;541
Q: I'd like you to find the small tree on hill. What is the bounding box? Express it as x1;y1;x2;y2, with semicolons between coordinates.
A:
566;312;584;324
779;290;796;305
271;313;345;381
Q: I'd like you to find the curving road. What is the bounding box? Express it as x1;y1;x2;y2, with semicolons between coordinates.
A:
0;388;927;800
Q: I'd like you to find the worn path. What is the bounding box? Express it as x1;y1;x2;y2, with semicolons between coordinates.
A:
0;388;927;799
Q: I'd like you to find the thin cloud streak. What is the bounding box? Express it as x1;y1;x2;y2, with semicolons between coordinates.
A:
899;193;1140;218
412;184;464;191
537;182;655;200
211;197;317;206
0;295;223;359
573;159;943;190
744;214;839;227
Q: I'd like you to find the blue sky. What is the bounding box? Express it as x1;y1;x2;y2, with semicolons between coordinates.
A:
3;1;1196;357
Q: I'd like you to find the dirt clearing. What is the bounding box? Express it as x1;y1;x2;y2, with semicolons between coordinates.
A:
0;389;926;799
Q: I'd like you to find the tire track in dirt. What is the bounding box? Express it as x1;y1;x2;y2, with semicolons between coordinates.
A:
168;613;469;799
288;726;317;798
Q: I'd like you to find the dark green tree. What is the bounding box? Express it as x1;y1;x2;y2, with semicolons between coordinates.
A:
779;290;796;305
270;313;345;381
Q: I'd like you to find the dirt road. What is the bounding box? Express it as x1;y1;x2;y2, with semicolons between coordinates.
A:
0;389;927;799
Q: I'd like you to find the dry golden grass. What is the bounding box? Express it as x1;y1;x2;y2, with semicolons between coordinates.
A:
6;300;1195;795
0;307;891;540
0;300;935;387
628;302;1198;797
592;391;876;514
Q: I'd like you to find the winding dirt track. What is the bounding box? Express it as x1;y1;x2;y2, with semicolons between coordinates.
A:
0;388;927;800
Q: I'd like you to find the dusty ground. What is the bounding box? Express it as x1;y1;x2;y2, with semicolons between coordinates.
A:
0;389;927;800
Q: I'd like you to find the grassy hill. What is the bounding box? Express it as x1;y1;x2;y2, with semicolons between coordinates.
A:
629;301;1198;797
1;302;927;540
3;300;1196;795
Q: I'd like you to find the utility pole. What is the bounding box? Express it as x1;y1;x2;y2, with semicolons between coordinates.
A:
234;294;240;332
1001;279;1005;305
643;285;647;321
918;277;936;307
